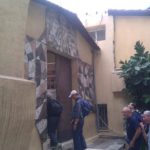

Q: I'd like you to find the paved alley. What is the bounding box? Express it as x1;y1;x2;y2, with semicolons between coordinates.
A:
86;137;124;150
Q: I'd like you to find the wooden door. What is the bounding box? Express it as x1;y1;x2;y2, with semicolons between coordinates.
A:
56;55;72;142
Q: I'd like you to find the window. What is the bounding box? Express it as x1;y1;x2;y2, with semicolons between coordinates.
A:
97;104;108;130
47;53;56;89
97;30;105;41
88;25;106;41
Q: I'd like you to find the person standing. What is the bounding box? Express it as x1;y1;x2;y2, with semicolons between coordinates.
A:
69;90;87;150
140;110;150;150
47;96;63;149
128;103;142;122
122;106;142;150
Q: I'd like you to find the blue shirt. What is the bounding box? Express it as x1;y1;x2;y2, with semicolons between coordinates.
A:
72;99;83;119
132;111;142;122
126;115;142;143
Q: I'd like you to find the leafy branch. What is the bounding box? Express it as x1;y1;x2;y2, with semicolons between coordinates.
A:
119;41;150;107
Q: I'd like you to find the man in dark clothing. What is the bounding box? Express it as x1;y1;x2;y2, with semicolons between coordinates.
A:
122;106;142;150
128;103;142;122
69;90;87;150
47;97;63;149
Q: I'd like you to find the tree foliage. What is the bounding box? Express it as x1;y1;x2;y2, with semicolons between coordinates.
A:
119;41;150;108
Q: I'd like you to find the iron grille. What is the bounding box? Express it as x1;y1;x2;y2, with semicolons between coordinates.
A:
97;104;108;130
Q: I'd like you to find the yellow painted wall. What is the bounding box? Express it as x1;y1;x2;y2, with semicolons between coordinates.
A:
84;113;97;138
0;0;30;77
77;31;98;138
29;127;42;150
115;16;150;68
0;0;39;150
73;32;97;138
77;31;93;65
71;60;97;138
85;15;128;136
0;76;36;150
26;1;46;39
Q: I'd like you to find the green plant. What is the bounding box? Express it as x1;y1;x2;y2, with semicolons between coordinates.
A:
119;41;150;108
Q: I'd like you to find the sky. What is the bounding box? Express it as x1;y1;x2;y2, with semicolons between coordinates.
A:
48;0;150;21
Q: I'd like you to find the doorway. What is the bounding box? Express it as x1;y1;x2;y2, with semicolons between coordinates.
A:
47;52;72;142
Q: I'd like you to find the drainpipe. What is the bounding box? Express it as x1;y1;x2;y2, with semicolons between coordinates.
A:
113;16;116;69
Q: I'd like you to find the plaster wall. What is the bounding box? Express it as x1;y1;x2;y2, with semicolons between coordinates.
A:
0;0;39;150
0;0;30;77
85;15;128;135
71;61;97;139
0;76;35;150
77;31;92;65
76;32;97;138
29;127;42;150
115;16;150;68
26;1;46;39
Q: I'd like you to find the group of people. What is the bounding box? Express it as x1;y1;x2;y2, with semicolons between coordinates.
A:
122;103;150;150
47;90;88;150
47;90;150;150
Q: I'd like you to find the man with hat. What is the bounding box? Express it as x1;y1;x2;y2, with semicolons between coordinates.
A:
69;90;87;150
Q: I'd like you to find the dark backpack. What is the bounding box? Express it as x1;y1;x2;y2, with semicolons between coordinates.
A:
79;99;93;117
47;99;63;116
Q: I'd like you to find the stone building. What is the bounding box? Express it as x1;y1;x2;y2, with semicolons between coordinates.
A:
0;0;100;149
4;1;150;150
26;0;100;149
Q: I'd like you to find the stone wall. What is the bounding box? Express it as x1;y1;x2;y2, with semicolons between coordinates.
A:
46;10;78;57
25;33;47;142
25;2;96;149
25;7;79;147
78;59;96;101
